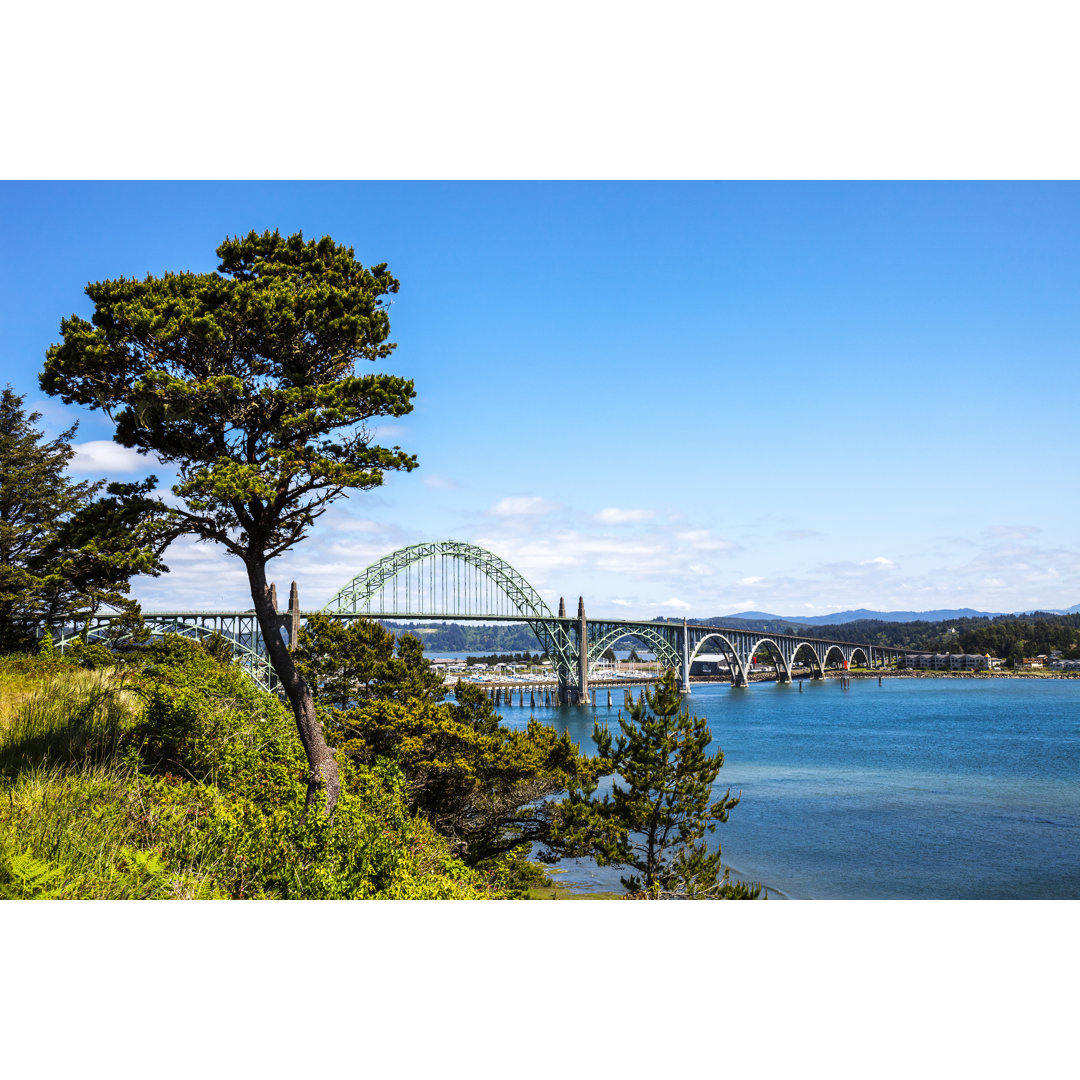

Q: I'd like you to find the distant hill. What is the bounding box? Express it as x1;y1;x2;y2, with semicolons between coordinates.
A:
721;607;1004;626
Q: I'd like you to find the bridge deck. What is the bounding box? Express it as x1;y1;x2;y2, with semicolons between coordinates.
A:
131;609;908;654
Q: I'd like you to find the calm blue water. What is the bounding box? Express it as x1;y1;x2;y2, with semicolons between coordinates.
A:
493;677;1080;899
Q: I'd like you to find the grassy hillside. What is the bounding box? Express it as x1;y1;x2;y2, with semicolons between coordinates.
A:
0;643;501;899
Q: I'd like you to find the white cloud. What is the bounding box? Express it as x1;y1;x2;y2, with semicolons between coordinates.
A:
488;496;560;516
675;529;739;552
69;440;160;475
323;513;386;534
651;597;692;610
983;525;1042;540
367;423;409;443
594;507;655;524
737;576;764;586
423;475;459;490
860;557;896;569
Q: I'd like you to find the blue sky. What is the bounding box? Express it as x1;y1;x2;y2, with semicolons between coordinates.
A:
3;181;1079;617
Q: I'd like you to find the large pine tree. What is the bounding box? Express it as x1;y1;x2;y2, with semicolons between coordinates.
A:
40;230;418;816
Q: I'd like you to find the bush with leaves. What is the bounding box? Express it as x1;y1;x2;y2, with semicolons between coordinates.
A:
297;615;602;885
334;682;600;873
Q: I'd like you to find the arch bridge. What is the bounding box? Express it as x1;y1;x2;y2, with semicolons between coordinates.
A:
59;540;906;696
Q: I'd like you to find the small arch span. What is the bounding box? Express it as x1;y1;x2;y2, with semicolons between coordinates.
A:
688;631;746;684
746;637;793;683
821;644;848;670
791;641;825;679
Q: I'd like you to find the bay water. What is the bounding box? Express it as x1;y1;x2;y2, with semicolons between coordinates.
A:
493;677;1080;899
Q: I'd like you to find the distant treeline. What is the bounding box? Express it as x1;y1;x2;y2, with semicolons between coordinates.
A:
386;612;1080;663
382;621;542;654
799;613;1080;660
465;652;542;666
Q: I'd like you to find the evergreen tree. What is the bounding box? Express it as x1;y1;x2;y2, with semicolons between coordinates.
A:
41;230;417;815
0;386;169;651
295;614;445;710
565;668;761;898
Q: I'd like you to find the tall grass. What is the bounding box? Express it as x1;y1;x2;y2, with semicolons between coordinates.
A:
0;667;140;775
0;761;198;898
0;654;69;731
0;667;182;898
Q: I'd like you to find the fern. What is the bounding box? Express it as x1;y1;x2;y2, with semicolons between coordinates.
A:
0;850;66;899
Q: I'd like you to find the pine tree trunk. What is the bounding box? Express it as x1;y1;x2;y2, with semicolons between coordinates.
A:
246;560;340;817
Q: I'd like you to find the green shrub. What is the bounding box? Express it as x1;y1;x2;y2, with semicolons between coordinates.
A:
64;640;116;670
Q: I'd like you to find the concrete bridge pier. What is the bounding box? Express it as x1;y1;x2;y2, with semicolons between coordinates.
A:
576;596;591;705
680;618;691;694
288;582;300;649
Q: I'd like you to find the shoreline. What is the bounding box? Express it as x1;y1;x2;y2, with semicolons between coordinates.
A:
696;669;1080;685
817;668;1080;681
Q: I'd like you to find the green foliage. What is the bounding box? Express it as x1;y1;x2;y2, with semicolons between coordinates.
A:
37;628;54;657
0;849;66;899
198;632;237;666
0;386;169;653
298;614;601;881
464;651;538;667
393;621;542;654
41;230;416;567
295;614;444;710
558;669;762;899
333;682;601;871
0;635;494;899
63;639;116;670
41;229;422;816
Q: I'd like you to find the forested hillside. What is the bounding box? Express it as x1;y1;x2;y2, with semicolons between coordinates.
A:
390;621;542;653
799;613;1080;658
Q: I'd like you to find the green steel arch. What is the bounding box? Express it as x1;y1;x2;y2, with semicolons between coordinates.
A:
324;540;577;679
56;618;278;691
587;624;681;677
